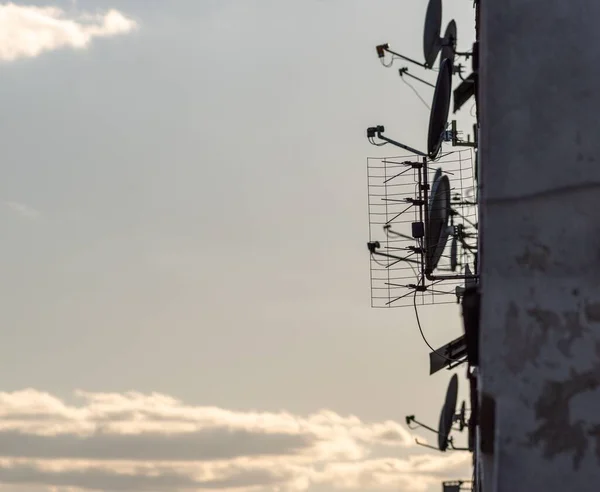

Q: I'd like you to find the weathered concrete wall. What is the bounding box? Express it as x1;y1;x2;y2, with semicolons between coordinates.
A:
479;0;600;490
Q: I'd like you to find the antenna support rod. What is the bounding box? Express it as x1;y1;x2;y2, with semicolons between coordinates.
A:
376;43;428;69
369;249;421;266
448;441;470;452
427;273;479;281
405;415;439;435
399;67;435;88
366;126;428;158
415;439;439;451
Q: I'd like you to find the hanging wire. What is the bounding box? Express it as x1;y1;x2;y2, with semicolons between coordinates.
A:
412;276;462;363
400;75;431;110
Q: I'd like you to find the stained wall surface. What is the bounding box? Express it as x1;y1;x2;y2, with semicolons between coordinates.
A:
479;0;600;490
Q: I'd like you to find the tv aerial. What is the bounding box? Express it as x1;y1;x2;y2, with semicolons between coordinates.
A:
426;168;451;272
365;0;481;485
367;56;454;161
439;20;457;67
366;151;478;308
424;166;478;280
423;0;442;67
374;0;479;148
427;58;453;159
405;374;469;452
376;0;464;72
376;0;474;97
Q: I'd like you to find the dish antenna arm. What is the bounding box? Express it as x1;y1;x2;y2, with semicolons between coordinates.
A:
366;126;428;158
367;242;421;265
399;67;435;88
376;43;428;69
415;438;439;451
405;415;439;435
447;438;469;452
427;272;479;281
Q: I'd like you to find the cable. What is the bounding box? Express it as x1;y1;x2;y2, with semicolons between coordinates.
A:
368;137;387;147
470;103;477;117
381;54;405;68
413;280;460;363
400;76;431;110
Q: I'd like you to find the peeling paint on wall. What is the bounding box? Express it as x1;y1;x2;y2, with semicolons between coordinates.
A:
515;243;551;271
503;303;588;374
528;354;600;469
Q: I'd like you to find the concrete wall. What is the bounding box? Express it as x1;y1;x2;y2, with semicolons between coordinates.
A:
479;0;600;490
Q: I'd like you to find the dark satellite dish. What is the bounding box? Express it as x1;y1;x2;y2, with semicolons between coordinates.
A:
436;221;451;270
427;57;453;159
423;0;442;68
426;169;451;272
438;373;458;451
440;20;457;66
450;234;458;271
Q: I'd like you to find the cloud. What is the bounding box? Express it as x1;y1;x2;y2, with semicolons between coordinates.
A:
0;3;138;62
5;201;40;219
0;389;470;492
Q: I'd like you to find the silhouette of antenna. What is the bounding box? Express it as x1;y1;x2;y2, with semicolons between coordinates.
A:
376;0;464;71
366;59;453;160
366;151;477;308
426;168;450;271
405;373;469;452
423;0;442;67
438;373;459;451
366;0;481;484
440;20;457;67
427;58;453;159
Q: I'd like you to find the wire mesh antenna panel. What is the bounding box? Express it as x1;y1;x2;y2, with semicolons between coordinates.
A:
367;148;477;308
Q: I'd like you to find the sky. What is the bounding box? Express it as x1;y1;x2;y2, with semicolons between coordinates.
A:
0;1;476;491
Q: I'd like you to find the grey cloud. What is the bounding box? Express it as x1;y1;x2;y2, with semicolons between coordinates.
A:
0;456;470;492
0;428;312;461
0;460;302;492
0;463;198;491
0;390;469;492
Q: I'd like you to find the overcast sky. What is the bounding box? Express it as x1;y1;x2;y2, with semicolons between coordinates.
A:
0;1;476;491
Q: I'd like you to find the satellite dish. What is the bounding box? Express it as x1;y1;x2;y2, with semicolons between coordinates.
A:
437;223;451;269
450;234;458;271
427;58;453;159
426;169;451;272
438;373;459;451
423;0;442;68
440;20;457;66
